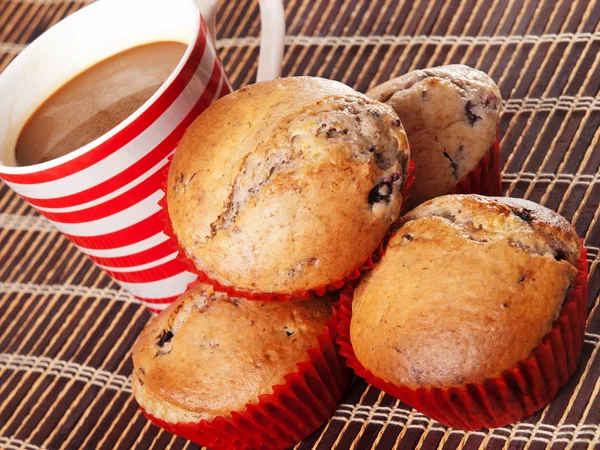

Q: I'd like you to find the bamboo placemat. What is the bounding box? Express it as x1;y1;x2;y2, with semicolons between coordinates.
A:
0;0;599;449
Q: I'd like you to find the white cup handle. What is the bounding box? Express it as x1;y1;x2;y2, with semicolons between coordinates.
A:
256;0;285;81
199;0;285;82
202;0;219;44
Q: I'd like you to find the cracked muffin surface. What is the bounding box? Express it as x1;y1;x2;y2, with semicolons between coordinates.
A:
168;76;410;295
132;284;332;423
350;194;580;390
367;65;501;208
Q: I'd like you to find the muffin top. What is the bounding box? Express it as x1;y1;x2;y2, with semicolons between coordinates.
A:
132;284;333;423
168;76;410;295
350;195;581;390
367;65;501;207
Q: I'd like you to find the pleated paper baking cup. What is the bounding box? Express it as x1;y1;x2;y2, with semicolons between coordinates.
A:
141;313;352;450
336;244;588;430
160;155;415;302
456;131;502;197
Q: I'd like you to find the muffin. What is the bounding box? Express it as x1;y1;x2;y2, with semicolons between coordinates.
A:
367;65;502;208
133;284;351;449
167;76;411;300
337;195;588;430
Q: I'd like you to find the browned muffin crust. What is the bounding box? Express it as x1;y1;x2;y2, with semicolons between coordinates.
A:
132;284;332;423
403;195;581;264
351;195;580;390
367;65;501;208
168;76;410;295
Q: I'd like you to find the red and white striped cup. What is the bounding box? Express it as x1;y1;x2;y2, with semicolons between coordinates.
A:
0;0;285;312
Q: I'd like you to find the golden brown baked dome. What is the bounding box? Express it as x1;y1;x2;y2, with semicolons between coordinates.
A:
367;65;501;208
350;194;580;390
132;284;333;423
168;76;410;295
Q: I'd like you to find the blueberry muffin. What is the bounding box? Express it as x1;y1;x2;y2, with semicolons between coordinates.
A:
367;65;501;208
133;284;348;449
168;76;410;297
340;195;586;428
352;195;580;389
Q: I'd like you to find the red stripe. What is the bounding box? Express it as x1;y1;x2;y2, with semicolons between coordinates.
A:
103;258;188;283
40;169;165;223
144;295;186;304
218;79;233;98
89;240;178;269
143;295;181;307
1;19;208;185
64;211;165;249
218;85;232;99
21;57;223;209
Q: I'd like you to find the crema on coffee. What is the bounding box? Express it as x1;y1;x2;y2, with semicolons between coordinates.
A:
15;41;187;166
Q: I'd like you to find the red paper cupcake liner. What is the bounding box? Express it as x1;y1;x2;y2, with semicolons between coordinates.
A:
141;311;352;450
336;242;588;430
159;155;415;302
456;131;502;197
403;159;416;201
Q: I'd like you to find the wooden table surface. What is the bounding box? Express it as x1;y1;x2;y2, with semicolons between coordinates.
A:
0;0;599;449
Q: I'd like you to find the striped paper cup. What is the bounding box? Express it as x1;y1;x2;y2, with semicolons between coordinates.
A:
0;0;233;312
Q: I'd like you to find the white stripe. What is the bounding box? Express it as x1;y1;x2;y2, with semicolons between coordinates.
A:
0;353;132;393
0;213;55;232
215;31;600;49
144;302;168;312
331;405;600;442
96;251;178;273
0;281;184;308
502;96;600;113
5;48;215;199
0;281;182;310
77;232;170;258
4;0;92;4
35;155;171;213
0;282;139;304
0;43;28;54
5;31;599;57
503;172;600;185
117;271;196;299
502;172;600;181
47;190;163;236
0;437;44;450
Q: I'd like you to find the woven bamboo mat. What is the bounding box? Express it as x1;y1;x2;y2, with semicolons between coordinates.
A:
0;0;599;449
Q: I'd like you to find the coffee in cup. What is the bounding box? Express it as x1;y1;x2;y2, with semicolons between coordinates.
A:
15;41;187;166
